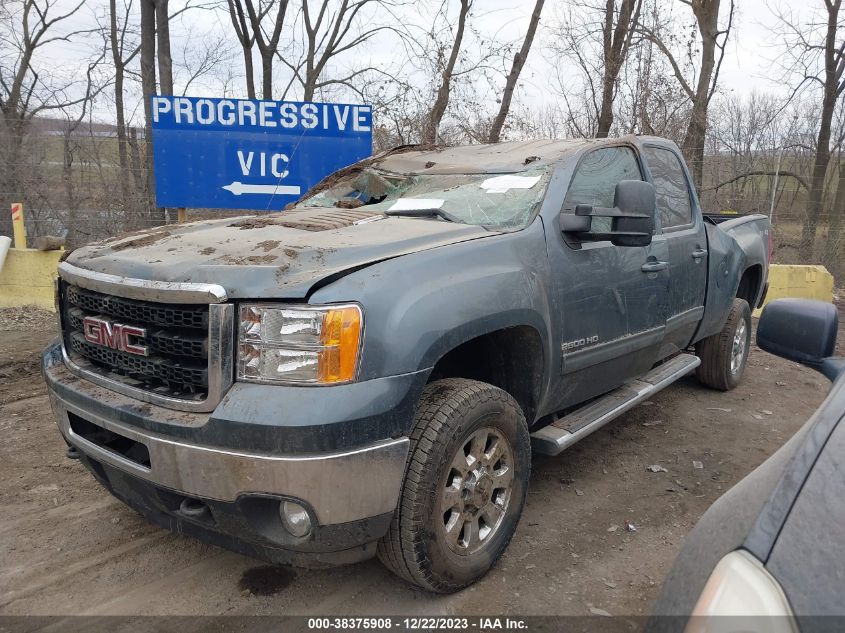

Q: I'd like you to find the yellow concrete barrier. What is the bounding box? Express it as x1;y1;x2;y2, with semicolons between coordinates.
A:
753;264;835;317
0;248;63;311
0;251;834;317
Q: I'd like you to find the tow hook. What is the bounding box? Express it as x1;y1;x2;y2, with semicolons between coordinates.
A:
179;497;211;520
65;446;81;460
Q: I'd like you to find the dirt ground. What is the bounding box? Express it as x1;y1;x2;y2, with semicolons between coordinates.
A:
1;302;842;618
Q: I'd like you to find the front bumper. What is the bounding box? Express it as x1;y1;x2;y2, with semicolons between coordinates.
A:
43;341;412;565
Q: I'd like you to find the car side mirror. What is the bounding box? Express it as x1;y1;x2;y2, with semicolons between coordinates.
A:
560;180;655;247
757;298;843;381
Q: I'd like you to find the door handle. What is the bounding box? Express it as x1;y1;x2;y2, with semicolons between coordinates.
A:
692;248;708;260
641;261;668;273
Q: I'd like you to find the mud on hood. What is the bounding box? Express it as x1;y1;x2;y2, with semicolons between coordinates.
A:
64;208;497;299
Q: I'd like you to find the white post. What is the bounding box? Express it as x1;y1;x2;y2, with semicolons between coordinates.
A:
0;235;10;273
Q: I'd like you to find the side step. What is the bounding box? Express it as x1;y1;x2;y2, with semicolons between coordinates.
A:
530;353;701;456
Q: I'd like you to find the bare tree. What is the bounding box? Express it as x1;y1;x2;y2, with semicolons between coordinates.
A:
105;0;142;227
0;0;97;237
139;0;161;223
424;0;471;144
638;0;735;189
139;0;189;224
487;0;544;143
156;0;174;94
225;0;257;97
774;0;844;260
61;51;107;247
224;0;287;99
823;152;844;271
616;0;691;142
367;0;510;147
548;0;642;139
596;0;641;136
175;29;238;95
274;0;401;102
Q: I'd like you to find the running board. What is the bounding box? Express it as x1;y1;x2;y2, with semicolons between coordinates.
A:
531;353;701;456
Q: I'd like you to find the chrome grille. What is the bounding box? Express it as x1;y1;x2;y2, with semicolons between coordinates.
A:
66;285;208;329
67;308;207;359
61;282;211;399
69;335;209;388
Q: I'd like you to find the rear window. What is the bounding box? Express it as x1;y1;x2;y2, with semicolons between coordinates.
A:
644;146;693;228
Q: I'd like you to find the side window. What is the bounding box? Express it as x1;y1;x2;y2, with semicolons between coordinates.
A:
643;146;693;228
562;147;642;233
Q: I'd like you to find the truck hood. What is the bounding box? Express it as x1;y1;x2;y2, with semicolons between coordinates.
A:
64;208;497;299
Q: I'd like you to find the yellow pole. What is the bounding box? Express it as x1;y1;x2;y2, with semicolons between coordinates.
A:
11;203;26;249
177;208;187;223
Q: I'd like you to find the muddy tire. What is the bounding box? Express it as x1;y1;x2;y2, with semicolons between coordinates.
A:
377;378;531;593
696;298;752;391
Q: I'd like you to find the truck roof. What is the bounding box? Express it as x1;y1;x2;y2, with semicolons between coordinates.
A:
375;138;604;175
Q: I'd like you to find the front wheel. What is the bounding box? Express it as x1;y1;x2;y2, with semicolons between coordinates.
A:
377;378;531;593
696;298;752;391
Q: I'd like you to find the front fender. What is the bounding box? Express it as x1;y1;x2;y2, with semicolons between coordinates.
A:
309;219;554;388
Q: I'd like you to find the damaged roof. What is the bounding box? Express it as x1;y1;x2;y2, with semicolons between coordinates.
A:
373;138;604;175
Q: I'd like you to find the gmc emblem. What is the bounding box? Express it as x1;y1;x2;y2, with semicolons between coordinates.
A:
82;316;148;356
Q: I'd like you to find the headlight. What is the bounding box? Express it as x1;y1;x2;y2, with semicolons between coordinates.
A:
686;550;796;633
238;303;362;385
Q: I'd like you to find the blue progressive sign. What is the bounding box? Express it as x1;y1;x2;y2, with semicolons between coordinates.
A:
150;95;373;210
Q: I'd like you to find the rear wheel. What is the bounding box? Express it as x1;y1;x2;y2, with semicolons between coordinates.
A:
696;298;752;391
377;378;530;593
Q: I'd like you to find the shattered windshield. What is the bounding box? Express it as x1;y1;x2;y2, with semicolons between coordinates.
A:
296;167;551;230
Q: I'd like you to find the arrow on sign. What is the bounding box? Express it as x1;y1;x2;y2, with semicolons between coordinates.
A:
222;181;302;196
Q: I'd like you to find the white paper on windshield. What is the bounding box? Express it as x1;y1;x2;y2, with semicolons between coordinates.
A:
388;198;445;211
480;175;542;194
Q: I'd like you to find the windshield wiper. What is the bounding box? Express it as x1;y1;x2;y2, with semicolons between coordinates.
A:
384;208;460;223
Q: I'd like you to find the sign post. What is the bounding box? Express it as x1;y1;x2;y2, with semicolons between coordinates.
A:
150;96;373;211
11;203;26;249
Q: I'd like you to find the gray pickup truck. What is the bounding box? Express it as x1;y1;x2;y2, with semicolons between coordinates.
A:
43;136;770;592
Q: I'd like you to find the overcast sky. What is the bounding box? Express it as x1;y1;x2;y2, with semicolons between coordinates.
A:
23;0;814;124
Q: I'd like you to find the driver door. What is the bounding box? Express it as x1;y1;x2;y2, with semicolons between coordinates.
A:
545;145;669;411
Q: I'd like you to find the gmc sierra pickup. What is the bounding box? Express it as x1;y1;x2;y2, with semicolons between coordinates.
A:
43;136;771;593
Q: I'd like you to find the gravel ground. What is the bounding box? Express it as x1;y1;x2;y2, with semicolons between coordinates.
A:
0;303;841;618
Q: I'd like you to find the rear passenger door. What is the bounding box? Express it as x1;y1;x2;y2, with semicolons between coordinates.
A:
642;145;708;355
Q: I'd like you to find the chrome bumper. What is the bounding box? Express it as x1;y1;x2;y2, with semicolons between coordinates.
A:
48;386;409;526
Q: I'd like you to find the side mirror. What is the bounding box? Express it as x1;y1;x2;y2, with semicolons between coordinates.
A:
757;298;842;381
560;180;655;247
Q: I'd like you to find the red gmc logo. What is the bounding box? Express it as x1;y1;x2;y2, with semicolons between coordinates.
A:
83;316;148;356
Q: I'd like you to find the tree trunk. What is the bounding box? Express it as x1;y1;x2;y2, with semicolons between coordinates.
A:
155;0;173;95
798;0;841;262
243;0;287;101
63;133;81;247
140;0;164;225
109;0;132;227
823;163;844;274
487;0;544;143
596;0;640;138
128;128;147;230
681;0;719;191
227;0;256;99
424;0;471;144
261;50;273;100
799;110;833;261
243;44;256;99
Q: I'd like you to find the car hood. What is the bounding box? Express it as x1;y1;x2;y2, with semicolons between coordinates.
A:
64;208;497;299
